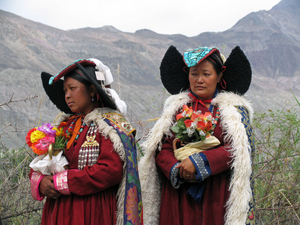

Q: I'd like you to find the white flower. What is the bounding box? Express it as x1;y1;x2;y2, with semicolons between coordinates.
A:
187;127;195;137
206;115;212;121
199;130;206;136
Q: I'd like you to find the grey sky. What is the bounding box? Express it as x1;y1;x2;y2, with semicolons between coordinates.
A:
0;0;281;37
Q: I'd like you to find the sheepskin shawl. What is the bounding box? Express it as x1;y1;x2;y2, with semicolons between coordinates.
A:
138;91;253;225
54;107;127;225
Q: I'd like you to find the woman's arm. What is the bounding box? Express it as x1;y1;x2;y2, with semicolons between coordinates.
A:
54;134;123;196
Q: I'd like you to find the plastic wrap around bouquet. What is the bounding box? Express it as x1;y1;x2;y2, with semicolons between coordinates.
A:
26;123;70;175
171;105;221;161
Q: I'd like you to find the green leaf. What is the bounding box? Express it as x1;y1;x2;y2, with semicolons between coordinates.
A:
171;126;180;133
176;134;183;139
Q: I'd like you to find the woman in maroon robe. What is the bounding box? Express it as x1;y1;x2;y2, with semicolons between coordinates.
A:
29;59;142;225
139;46;256;225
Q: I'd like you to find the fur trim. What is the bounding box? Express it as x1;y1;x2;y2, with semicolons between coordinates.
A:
139;91;253;225
53;108;127;225
138;91;191;225
212;92;252;225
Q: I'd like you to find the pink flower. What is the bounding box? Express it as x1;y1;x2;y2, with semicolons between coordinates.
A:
34;136;55;151
38;123;56;137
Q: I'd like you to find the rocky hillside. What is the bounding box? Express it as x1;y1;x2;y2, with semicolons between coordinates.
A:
0;0;299;149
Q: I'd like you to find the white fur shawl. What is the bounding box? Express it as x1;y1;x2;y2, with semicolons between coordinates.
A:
54;108;127;225
138;91;253;225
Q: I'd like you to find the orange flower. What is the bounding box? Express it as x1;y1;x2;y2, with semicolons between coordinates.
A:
186;108;193;117
196;121;206;131
206;121;213;131
184;119;193;128
25;128;36;148
204;112;213;118
58;121;67;129
191;112;201;122
182;105;189;111
176;113;184;121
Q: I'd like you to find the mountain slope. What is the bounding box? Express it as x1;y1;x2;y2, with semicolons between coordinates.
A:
0;0;299;149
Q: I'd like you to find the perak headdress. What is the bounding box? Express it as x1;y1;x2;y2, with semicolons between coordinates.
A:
41;59;117;114
160;45;252;95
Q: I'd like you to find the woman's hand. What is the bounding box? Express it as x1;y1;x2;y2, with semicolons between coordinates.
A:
39;176;61;198
176;158;196;180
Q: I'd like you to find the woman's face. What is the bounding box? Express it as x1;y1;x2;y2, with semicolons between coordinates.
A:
63;77;95;115
188;59;221;100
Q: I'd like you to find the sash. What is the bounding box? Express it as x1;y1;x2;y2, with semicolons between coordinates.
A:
102;113;143;225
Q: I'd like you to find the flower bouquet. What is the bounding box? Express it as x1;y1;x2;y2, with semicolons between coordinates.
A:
26;123;70;175
171;105;220;161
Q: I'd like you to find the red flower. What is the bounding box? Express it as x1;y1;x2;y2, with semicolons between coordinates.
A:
196;121;206;131
191;113;201;121
204;112;213;118
206;121;213;131
176;113;184;121
58;122;67;129
184;119;193;128
183;105;189;111
25;128;37;147
186;109;193;117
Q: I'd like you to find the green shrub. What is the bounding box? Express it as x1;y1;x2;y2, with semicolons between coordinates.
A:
253;108;300;224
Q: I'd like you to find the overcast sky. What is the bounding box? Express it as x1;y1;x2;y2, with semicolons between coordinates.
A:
0;0;281;37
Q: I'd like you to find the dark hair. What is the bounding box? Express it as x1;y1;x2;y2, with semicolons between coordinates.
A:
64;66;96;89
64;65;106;108
206;52;224;75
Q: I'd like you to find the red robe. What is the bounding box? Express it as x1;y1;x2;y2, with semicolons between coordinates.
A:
29;124;123;225
156;102;232;225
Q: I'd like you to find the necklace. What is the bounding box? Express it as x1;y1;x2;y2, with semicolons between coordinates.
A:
66;117;86;147
210;106;220;135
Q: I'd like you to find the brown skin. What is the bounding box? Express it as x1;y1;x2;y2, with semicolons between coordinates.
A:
39;176;61;198
39;77;97;197
177;59;222;180
63;77;97;116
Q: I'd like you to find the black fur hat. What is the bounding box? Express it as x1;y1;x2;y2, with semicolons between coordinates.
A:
160;45;251;95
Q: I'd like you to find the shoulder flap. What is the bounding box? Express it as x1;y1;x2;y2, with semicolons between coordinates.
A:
102;112;136;136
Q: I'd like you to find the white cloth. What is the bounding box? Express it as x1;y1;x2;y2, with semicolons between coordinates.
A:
174;136;220;161
88;58;114;86
106;88;128;115
29;151;69;175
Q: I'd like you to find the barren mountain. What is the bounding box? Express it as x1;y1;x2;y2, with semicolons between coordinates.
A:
0;0;299;149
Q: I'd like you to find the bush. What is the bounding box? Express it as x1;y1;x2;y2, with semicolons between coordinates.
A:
253;109;300;224
0;147;44;224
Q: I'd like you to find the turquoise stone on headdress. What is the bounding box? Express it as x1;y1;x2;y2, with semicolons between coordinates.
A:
183;47;219;67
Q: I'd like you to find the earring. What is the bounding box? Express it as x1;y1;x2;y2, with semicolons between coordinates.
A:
91;93;95;101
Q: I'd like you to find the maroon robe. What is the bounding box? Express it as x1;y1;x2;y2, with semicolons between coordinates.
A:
156;102;232;225
29;124;123;225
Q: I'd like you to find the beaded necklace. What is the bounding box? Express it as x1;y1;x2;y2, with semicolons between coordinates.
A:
210;106;220;135
66;117;86;146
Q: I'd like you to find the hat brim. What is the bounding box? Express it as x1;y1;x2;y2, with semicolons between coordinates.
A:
160;45;189;95
223;46;252;95
160;45;252;95
41;72;74;114
41;59;117;114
